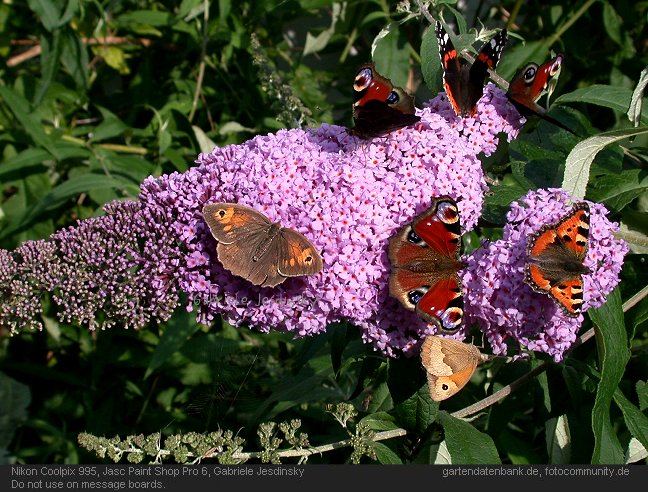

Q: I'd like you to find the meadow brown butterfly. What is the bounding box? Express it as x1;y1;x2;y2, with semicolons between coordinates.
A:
420;335;488;401
202;203;323;287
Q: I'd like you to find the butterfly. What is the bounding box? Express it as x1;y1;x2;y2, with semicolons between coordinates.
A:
388;196;465;333
351;63;421;138
420;335;487;401
435;20;508;118
202;203;323;288
506;53;576;134
524;203;591;317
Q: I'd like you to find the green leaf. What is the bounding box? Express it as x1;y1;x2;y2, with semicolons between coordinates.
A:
392;386;437;432
193;125;217;154
0;148;50;180
546;415;572;464
554;85;648;124
613;389;648;455
628;66;648;127
562;127;648;199
421;24;442;95
438;411;501;464
586;169;648;211
145;309;202;379
27;0;61;31
588;288;630;464
0;372;31;454
60;28;89;90
303;3;342;56
0;85;62;160
625;438;648;464
371;441;402;464
359;411;399;432
481;178;527;225
116;10;173;27
36;31;62;105
371;24;410;89
602;2;623;47
91;106;129;142
0;174;128;240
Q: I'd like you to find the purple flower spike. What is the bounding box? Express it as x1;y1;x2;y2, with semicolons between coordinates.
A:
463;188;629;361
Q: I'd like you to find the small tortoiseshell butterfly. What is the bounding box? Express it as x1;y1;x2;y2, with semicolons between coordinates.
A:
351;63;421;138
388;196;465;333
524;203;591;317
435;21;508;118
506;54;576;134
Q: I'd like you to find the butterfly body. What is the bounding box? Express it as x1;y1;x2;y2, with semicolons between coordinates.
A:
351;63;421;138
202;203;323;288
435;21;508;118
420;335;486;401
388;196;464;333
524;203;591;316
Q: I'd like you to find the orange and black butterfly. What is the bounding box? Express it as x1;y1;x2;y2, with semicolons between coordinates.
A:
524;203;591;317
202;203;323;287
351;63;421;138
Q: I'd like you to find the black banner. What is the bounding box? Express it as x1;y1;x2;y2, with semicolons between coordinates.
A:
2;464;645;491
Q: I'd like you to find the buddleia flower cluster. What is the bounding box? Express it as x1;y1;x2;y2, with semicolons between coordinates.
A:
0;80;631;361
462;188;628;361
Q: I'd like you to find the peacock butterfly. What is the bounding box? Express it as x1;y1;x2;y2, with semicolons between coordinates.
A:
351;63;421;138
435;21;508;118
388;196;465;333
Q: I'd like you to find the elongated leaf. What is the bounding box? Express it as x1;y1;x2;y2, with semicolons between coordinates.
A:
588;288;629;464
372;24;410;89
562;127;648;199
438;411;501;464
555;85;648;124
393;386;436;432
0;148;50;180
625;438;648;464
613;389;648;454
0;174;127;240
420;24;442;94
0;86;61;159
546;415;572;464
359;411;399;432
371;442;402;464
0;372;31;450
145;309;202;379
586;169;648;211
628;66;648;126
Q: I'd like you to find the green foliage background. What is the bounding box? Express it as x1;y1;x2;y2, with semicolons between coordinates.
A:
1;0;648;464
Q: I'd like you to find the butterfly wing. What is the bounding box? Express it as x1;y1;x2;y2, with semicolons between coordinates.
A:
388;196;464;332
436;22;507;118
507;55;563;112
203;203;281;287
467;28;508;107
506;54;576;134
435;21;467;117
352;63;420;138
420;336;483;401
524;203;591;316
270;228;323;286
202;203;271;244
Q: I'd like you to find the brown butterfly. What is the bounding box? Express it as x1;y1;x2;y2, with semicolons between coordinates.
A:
202;203;323;287
420;335;488;401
